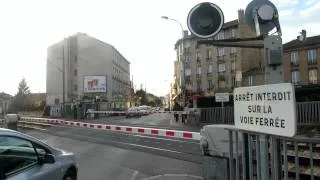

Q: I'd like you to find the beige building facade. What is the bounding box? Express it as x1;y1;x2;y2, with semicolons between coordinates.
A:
46;33;131;109
283;34;320;85
172;10;264;107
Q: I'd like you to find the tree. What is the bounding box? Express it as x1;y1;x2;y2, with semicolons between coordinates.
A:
8;78;31;112
17;78;30;96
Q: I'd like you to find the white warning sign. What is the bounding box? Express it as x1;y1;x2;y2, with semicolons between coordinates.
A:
234;83;296;137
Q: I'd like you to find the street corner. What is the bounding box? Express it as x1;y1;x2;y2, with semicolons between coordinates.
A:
141;174;204;180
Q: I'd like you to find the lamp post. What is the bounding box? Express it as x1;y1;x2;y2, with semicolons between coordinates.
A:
161;16;186;110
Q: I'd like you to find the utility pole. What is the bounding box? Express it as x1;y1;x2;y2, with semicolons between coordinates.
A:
62;39;65;117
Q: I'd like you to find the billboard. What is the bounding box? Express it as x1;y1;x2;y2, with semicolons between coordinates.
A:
84;76;106;93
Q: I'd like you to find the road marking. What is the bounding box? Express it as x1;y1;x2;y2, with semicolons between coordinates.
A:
55;132;186;155
125;134;198;144
130;171;139;180
142;174;203;180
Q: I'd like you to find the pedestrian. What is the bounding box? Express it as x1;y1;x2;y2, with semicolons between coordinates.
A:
174;113;179;122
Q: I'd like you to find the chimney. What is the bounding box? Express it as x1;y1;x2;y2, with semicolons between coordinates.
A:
238;9;245;23
183;30;188;38
301;29;307;39
297;29;307;41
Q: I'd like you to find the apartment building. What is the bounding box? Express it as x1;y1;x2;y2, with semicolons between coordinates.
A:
47;33;130;110
283;33;319;85
172;10;264;107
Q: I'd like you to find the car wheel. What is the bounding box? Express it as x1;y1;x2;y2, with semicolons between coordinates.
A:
63;169;77;180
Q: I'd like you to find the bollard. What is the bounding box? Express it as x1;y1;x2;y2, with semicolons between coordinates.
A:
4;114;19;131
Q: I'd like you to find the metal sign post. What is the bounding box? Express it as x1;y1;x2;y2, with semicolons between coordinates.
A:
215;93;229;123
186;0;289;179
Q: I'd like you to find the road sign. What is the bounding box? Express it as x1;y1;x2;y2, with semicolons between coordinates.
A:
215;93;229;102
234;83;296;137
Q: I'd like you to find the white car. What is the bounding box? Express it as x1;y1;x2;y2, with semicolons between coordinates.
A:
0;128;78;180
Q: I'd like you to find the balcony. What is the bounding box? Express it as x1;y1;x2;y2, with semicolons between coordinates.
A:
217;55;225;63
207;72;212;76
230;52;237;57
290;61;299;67
308;59;317;66
206;57;212;61
218;75;226;81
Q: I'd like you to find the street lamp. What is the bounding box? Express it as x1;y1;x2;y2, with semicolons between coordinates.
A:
161;16;186;110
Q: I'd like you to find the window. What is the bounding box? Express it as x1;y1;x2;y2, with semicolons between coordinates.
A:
218;48;225;56
208;80;213;90
206;49;212;59
185;55;191;62
0;136;38;177
308;49;317;64
196;80;201;92
197;66;202;74
231;61;236;71
291;71;300;84
231;47;237;54
309;69;317;84
74;69;77;76
185;69;191;76
248;76;253;86
74;84;78;91
290;52;299;66
231;29;236;38
208;64;212;73
218;63;226;72
196;51;201;60
232;77;236;87
217;31;224;40
218;80;226;88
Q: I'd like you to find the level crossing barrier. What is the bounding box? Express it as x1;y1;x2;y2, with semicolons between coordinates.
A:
20;117;201;140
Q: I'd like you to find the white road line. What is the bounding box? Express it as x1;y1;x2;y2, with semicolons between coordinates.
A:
130;171;139;180
142;174;203;180
164;174;204;179
123;133;198;144
59;133;186;155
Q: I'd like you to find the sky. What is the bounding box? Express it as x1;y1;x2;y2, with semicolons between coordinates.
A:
0;0;319;97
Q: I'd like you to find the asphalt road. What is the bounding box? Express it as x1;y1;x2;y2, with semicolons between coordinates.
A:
21;124;204;180
76;113;203;132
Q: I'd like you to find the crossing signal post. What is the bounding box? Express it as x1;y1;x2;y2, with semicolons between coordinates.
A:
187;0;285;179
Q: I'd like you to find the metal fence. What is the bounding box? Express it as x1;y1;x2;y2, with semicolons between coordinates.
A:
200;107;234;124
200;101;320;125
226;129;320;180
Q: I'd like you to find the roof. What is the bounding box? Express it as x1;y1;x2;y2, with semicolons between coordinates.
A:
0;92;13;101
283;35;320;51
222;20;238;29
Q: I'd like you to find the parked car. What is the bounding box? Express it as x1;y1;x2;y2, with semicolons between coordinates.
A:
125;107;142;118
138;105;152;115
0;128;78;180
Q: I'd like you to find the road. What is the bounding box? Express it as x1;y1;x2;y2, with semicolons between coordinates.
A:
77;113;203;132
20;118;204;180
